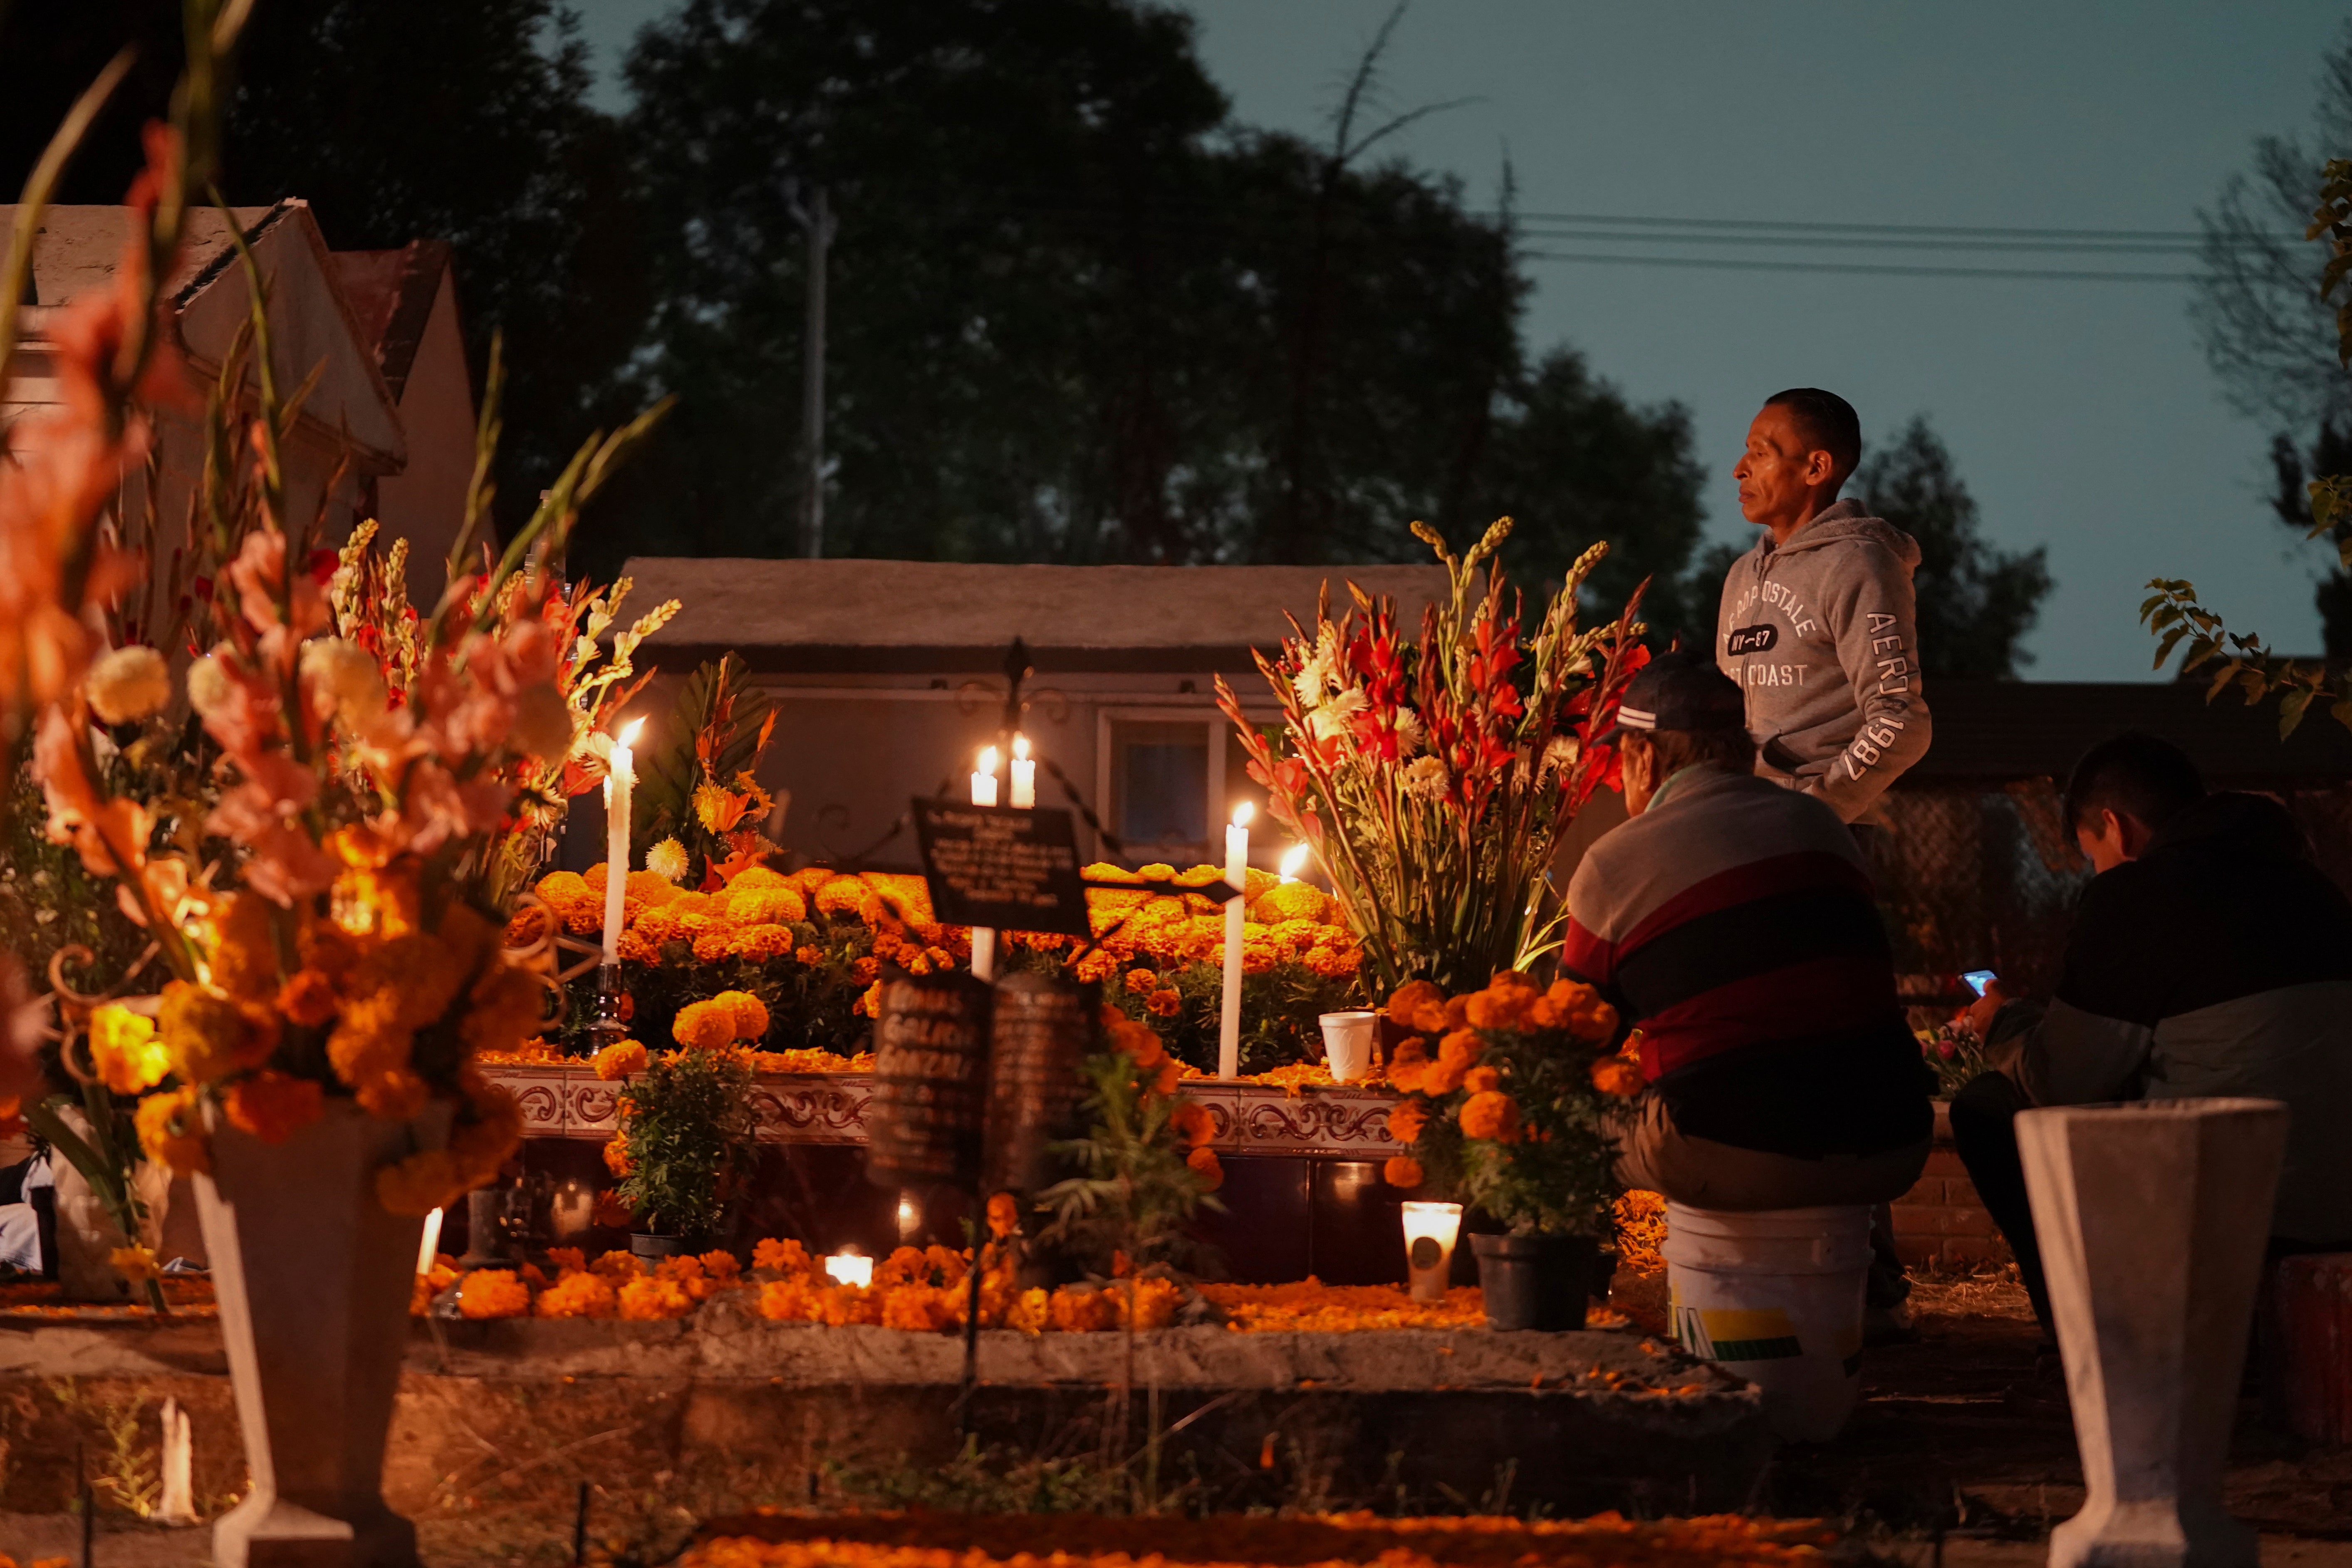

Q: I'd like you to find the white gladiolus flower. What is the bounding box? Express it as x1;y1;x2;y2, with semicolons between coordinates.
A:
85;646;171;725
510;683;575;761
1540;735;1580;779
185;654;234;717
1401;755;1450;801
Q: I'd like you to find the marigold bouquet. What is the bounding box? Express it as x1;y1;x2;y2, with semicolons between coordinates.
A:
1218;521;1648;995
1377;972;1636;1237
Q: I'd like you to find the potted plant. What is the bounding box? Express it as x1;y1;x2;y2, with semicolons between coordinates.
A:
1380;972;1639;1330
599;993;762;1254
1218;520;1648;995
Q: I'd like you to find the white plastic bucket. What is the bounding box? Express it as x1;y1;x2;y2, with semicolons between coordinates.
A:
1661;1202;1873;1442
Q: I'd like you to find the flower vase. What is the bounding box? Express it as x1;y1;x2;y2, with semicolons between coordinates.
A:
196;1098;450;1568
50;1112;169;1302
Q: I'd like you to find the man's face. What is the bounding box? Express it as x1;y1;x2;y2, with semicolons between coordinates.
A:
2074;808;2138;874
1734;404;1836;530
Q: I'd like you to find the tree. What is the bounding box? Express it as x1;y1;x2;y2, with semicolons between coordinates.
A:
2267;421;2352;654
0;0;635;537
587;0;1705;604
1854;419;2050;679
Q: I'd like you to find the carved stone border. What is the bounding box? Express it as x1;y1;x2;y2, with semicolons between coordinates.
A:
478;1065;1399;1157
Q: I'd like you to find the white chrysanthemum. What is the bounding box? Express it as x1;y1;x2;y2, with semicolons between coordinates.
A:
1305;686;1367;740
510;683;575;760
299;638;385;718
1393;706;1426;758
645;837;691;885
85;646;171;725
185;653;234;717
1401;755;1450;801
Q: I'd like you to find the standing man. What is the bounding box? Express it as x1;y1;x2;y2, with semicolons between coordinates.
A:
1718;389;1931;821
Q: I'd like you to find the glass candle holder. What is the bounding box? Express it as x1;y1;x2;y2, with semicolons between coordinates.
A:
1401;1201;1463;1301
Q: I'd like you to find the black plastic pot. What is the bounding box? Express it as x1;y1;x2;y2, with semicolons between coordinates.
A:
630;1232;692;1262
1471;1231;1597;1331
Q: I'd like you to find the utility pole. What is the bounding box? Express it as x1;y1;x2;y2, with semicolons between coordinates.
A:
791;184;837;559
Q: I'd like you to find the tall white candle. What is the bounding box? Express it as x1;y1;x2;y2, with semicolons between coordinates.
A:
1219;802;1251;1079
601;718;643;963
971;745;999;981
1010;733;1036;809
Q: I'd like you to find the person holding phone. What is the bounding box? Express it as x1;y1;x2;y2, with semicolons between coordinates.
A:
1949;732;2352;1342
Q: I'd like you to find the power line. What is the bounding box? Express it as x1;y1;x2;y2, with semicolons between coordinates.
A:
1504;208;2291;244
1524;248;2201;284
1514;225;2207;256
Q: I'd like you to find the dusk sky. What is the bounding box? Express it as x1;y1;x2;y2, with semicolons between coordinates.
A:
576;1;2349;680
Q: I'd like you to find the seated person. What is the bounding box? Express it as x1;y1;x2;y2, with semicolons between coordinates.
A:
1951;732;2352;1338
1562;651;1934;1209
0;1147;51;1274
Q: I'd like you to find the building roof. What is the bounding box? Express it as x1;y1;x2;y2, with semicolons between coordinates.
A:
1908;679;2352;785
2;201;406;473
620;557;1453;674
329;240;453;401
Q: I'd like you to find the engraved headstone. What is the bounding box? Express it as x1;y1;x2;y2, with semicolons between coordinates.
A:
865;970;993;1189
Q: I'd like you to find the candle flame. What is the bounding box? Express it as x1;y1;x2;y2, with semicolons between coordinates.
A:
616;717;646;750
1013;733;1030;761
824;1248;874;1288
978;745;1000;774
1231;801;1254;828
1279;842;1310;879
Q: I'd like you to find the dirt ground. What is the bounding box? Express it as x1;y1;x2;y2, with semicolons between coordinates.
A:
5;1268;2349;1566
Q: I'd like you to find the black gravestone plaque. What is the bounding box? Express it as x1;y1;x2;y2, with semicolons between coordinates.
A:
912;799;1090;938
982;972;1098;1195
865;969;993;1189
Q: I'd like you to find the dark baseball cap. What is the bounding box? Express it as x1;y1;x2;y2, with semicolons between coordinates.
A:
1600;649;1746;740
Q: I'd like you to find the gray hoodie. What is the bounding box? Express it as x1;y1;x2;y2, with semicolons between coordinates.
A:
1714;498;1931;823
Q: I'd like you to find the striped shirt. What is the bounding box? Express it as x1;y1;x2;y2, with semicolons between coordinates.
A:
1562;764;1930;1159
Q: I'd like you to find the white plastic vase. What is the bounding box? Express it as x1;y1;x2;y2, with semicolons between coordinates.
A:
1661;1202;1873;1442
2017;1098;2288;1568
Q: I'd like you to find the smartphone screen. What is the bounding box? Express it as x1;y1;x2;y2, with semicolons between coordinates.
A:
1962;969;1996;996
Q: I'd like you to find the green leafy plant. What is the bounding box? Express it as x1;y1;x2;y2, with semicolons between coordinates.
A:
612;1048;758;1243
632;654;779;883
1039;1054;1221;1277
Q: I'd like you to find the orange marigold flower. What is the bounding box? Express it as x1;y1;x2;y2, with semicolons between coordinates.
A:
700;1250;742;1282
1386;1100;1427;1144
1048;1286;1119;1333
1153;1058;1182;1096
1464;984;1535;1032
758;1277;818;1321
1459;1090;1521;1143
986;1192;1020;1240
275;969;339;1029
593;1040;648;1081
502;902;556;951
795;945;824;966
592;1248;646;1279
1462;1065;1501;1095
672;997;737;1050
817;1283;883;1325
875;1245;929;1289
547;1247;587;1274
1145;987;1183;1018
1109;1018;1165;1069
593;1190;634;1229
1169;1098;1216;1147
536;1271;617;1318
1114;1276;1183;1330
456;1268;530;1320
1124;969;1159;994
713;989;768;1039
602;1137;632;1178
753;1236;813;1274
222;1070;324;1144
134;1086;208;1177
1186;1144;1223;1191
1386;979;1444;1028
1383;1156;1425;1189
1591;1058;1646;1097
881;1283;957;1332
1436;1028;1485;1068
617;1275;694;1321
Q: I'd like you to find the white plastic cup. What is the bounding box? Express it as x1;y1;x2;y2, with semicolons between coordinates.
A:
1661;1202;1874;1442
1318;1010;1379;1083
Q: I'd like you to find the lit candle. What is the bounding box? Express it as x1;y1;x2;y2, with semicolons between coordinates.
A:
971;746;999;981
1219;803;1252;1079
1278;842;1309;884
824;1248;874;1288
1010;733;1037;810
415;1207;444;1276
1401;1201;1463;1302
601;717;644;964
